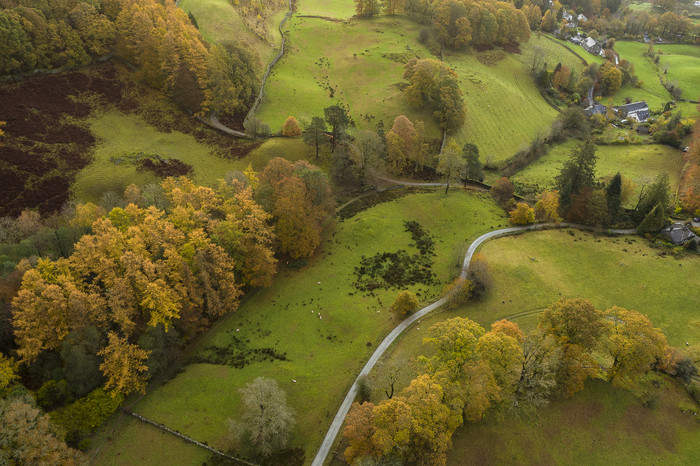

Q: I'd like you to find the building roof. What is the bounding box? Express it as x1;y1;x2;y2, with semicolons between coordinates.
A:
585;103;607;116
660;223;697;245
583;37;598;48
616;101;649;113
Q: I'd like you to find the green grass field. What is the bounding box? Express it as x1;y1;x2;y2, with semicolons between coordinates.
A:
73;110;310;204
371;229;700;464
178;0;279;73
258;16;559;163
447;378;700;465
296;0;356;18
511;141;683;202
657;44;700;103
257;16;438;137
445;48;559;162
93;190;507;464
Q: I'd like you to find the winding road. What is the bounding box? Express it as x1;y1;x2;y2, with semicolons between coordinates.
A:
311;222;635;466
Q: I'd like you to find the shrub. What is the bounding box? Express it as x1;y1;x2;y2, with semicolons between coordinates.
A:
357;376;372;403
389;290;419;317
50;388;124;449
443;277;474;309
509;202;535;225
281;116;302;137
466;254;492;298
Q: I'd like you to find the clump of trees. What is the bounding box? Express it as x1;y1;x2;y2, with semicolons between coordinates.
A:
344;297;680;465
403;58;466;133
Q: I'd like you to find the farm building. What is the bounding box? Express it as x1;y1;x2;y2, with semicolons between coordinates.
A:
585;103;607;116
582;37;602;55
660;223;697;245
614;101;649;122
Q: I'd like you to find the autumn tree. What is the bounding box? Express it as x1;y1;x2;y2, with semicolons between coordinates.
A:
0;396;82;464
204;41;258;115
437;139;466;194
540;9;556;32
465;253;492;298
350;130;385;185
257;158;335;259
385;115;417;174
343;402;377;463
604;307;667;388
355;0;382;17
98;332;150;396
509;202;535;225
390;290;420;317
232;377;295;458
302;116;329;159
384;0;406;15
432;0;472;49
600;63;622;95
421;317;484;376
403;58;465;132
282;116;302;137
490;177;514;207
477;324;524;395
534;190;562;223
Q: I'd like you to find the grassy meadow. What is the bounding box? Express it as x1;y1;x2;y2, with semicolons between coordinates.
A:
518;34;591;75
296;0;356;18
73;109;310;204
258;16;560;163
370;229;700;464
511;141;683;202
447;378;700;465
657;44;700;103
93;190;508;464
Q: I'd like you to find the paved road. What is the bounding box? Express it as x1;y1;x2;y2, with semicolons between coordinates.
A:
311;222;635;465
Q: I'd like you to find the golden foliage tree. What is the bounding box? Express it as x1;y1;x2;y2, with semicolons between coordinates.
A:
98;332;151;395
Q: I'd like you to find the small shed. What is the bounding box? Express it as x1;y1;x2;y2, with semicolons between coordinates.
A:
660;223;697;245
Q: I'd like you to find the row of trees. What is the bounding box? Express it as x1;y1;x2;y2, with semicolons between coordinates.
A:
344;297;678;465
355;0;531;48
0;0;259;115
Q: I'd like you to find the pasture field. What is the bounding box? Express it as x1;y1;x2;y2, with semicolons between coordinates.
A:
296;0;356;18
178;0;279;73
510;141;683;202
93;190;508;464
447;378;700;465
256;16;438;137
73;110;309;204
657;45;700;103
371;229;700;463
445;49;559;162
258;16;559;163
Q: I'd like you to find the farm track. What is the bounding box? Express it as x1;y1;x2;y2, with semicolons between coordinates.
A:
311;222;635;465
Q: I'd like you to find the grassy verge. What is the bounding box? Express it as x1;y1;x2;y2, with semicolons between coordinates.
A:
510;141;683;202
93;190;507;464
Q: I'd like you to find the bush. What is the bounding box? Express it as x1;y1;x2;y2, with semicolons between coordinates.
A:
357;376;372;403
50;388;124;449
443;277;474;309
509;202;535;225
389;290;419;317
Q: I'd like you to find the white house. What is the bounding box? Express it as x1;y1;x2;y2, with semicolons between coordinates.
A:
614;101;650;122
